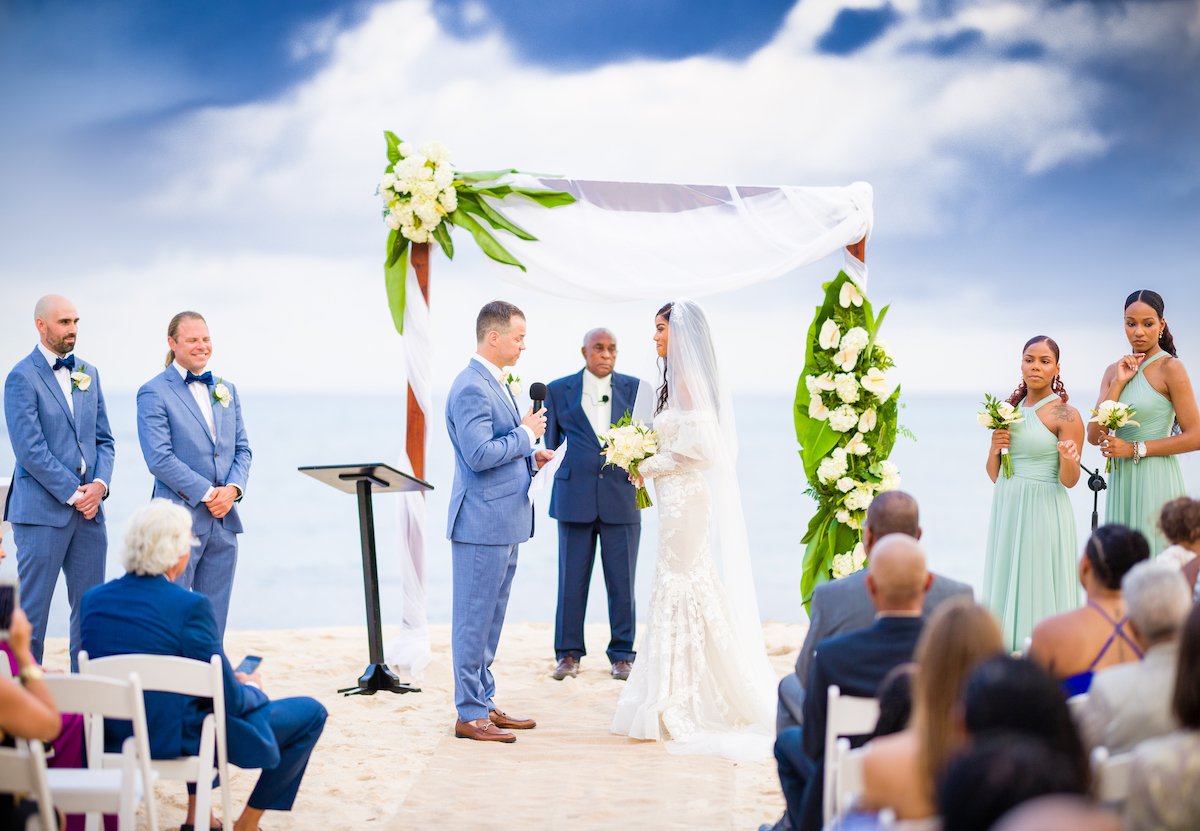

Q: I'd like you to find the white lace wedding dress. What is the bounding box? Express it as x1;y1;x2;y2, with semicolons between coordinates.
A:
610;408;773;758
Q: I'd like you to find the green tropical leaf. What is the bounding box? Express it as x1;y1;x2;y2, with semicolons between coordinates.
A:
384;230;408;334
456;169;520;182
508;187;577;207
865;304;889;362
432;222;454;260
448;208;527;271
458;192;537;240
385;131;402;165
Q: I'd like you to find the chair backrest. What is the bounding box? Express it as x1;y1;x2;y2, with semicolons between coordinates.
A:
80;651;223;699
1067;693;1089;719
1021;636;1032;657
0;739;56;831
824;685;881;824
835;737;872;819
1091;745;1134;804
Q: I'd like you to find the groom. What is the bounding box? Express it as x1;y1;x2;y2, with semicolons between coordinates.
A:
446;301;553;743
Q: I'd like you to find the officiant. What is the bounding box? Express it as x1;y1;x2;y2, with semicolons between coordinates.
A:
544;329;642;681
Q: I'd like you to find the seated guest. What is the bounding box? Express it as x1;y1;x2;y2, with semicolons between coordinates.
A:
992;795;1121;831
1156;497;1200;591
1126;602;1200;831
1028;524;1149;695
938;734;1088;831
868;663;915;740
81;500;327;831
767;533;932;831
780;491;972;733
1078;561;1191;753
859;599;1004;820
960;655;1090;788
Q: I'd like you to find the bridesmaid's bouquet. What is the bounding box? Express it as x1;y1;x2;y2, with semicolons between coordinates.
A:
1090;400;1139;472
977;394;1025;479
599;413;658;509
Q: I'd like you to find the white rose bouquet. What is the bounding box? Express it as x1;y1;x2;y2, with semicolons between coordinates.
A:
599;413;658;509
1090;400;1139;472
977;393;1025;479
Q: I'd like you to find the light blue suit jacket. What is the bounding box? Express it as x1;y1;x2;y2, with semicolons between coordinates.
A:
445;360;536;545
3;347;115;527
136;367;252;535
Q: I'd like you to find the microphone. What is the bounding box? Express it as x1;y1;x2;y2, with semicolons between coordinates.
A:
530;382;547;414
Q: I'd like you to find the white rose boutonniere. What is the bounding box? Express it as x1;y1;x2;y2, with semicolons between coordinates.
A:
70;364;92;392
505;373;522;399
212;379;232;409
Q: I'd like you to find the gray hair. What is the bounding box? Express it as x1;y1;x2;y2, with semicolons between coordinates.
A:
583;328;615;346
1123;561;1192;644
122;499;194;576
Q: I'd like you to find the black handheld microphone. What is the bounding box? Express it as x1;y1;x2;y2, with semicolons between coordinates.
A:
529;382;547;414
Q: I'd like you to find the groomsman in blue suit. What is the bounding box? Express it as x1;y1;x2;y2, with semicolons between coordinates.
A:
136;311;251;642
445;301;553;742
3;295;114;669
544;328;642;681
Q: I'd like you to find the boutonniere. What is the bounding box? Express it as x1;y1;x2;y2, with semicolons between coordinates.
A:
505;373;522;398
212;379;232;409
70;364;92;392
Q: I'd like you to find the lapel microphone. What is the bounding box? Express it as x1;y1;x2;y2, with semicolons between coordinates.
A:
600;395;609;403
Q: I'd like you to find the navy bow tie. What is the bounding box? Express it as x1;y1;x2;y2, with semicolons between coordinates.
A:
185;370;214;386
52;355;76;372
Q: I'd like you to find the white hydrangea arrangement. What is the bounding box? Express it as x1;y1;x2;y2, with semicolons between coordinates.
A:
795;271;905;604
377;131;575;334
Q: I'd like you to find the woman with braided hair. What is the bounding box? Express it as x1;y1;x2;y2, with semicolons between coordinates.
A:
983;336;1085;651
1090;290;1199;556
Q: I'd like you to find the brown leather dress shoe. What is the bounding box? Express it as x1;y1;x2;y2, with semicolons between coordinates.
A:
611;660;633;680
489;709;536;730
552;655;579;680
455;718;516;742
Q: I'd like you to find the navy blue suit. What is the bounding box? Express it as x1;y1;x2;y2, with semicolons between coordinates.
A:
81;573;326;812
4;346;115;668
544;370;641;664
776;615;924;831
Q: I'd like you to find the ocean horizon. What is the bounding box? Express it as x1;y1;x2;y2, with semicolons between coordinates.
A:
3;391;1197;639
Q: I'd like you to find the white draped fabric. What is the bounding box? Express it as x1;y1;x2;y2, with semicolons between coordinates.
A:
385;177;873;686
487;177;872;297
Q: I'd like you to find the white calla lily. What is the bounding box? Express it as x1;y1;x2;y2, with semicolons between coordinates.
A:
819;319;841;351
861;367;889;397
839;281;864;308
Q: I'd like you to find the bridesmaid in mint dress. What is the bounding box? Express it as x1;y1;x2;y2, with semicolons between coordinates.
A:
983;336;1085;652
1091;290;1200;556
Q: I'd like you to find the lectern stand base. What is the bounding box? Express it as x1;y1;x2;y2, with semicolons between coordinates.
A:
338;663;421;696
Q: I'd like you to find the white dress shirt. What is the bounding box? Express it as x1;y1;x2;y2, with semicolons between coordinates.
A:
172;361;220;503
581;368;614;437
472;354;537;450
36;342;106;503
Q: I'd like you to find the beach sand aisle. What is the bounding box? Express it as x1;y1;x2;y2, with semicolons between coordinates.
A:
43;620;803;830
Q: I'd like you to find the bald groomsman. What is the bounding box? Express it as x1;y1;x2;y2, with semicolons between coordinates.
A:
544;328;642;681
137;311;251;642
4;295;114;670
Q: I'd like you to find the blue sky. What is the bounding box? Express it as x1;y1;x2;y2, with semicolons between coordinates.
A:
1;0;1198;397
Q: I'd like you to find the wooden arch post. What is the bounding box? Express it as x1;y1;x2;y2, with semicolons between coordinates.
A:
407;242;431;482
846;236;865;264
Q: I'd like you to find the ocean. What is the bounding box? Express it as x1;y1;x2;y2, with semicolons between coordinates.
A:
2;392;1197;638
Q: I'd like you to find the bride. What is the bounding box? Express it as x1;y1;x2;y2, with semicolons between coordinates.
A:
610;299;779;760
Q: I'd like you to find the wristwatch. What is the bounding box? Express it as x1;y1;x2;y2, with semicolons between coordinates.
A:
18;665;44;685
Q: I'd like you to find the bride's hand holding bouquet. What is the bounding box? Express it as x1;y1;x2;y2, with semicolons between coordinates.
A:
599;413;658;509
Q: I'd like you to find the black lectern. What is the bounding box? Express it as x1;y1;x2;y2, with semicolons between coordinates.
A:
298;463;433;696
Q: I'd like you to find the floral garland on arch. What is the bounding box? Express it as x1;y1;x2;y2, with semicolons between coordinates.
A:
377;131;575;332
794;270;903;610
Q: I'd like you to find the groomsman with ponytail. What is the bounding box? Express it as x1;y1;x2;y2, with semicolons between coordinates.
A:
136;312;251;641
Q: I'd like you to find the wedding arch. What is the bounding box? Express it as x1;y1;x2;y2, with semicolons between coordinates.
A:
377;137;877;678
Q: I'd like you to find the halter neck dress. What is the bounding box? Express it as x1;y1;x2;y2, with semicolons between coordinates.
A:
1106;350;1187;557
983;394;1080;652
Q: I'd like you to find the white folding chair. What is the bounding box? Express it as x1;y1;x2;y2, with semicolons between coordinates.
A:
1067;693;1089;719
42;673;159;831
1090;745;1134;805
834;737;872;820
0;659;12;681
1020;636;1032;657
823;684;880;825
79;652;233;831
0;737;57;831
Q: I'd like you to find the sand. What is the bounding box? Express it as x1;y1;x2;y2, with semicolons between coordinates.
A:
42;620;805;830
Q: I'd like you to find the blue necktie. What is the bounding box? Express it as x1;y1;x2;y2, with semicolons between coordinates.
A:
185;370;214;386
52;355;75;372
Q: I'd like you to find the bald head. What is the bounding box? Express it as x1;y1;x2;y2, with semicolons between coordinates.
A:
34;295;79;357
864;490;920;554
582;327;617;378
865;533;931;612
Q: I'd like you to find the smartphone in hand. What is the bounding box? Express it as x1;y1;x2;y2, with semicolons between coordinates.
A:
0;578;19;641
235;655;262;675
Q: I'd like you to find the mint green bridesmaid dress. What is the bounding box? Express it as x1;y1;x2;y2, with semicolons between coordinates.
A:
1106;350;1187;556
983;395;1080;652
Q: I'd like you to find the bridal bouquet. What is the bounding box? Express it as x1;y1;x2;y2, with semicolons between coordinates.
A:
977;394;1025;479
795;270;904;608
599;413;658;509
1090;400;1140;472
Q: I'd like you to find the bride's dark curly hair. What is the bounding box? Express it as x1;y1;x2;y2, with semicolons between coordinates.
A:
655;302;672;415
1006;335;1069;408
